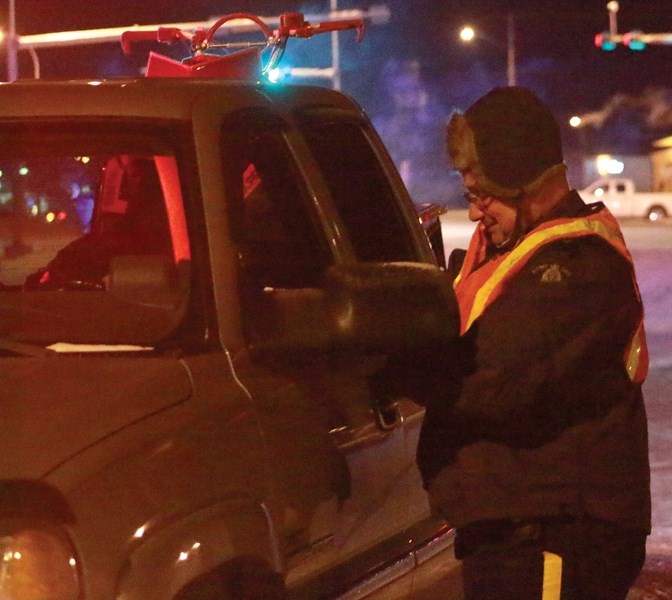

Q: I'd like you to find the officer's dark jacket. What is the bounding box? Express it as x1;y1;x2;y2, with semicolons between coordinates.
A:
414;191;650;532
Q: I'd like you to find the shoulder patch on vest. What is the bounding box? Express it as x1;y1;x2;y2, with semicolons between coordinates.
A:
532;262;571;282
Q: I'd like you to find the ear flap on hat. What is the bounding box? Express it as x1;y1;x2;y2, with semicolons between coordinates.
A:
447;112;477;172
520;162;567;196
447;112;521;199
447;108;566;200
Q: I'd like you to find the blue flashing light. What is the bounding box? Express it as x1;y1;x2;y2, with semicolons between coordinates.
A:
266;67;284;84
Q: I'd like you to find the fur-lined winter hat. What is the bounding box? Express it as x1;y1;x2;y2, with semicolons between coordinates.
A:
447;86;566;199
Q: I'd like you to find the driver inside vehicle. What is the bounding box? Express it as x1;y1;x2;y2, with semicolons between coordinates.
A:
25;155;173;290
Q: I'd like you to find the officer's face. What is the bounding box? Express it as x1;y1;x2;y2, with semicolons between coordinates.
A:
461;169;518;248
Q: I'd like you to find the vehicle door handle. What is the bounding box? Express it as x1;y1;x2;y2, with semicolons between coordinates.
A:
373;397;403;431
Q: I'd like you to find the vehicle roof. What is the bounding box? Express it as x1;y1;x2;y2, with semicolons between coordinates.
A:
0;77;363;121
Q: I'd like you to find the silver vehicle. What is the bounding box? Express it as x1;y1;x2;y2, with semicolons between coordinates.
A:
0;12;460;600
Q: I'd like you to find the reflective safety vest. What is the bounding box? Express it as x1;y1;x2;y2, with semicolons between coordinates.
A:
453;208;648;384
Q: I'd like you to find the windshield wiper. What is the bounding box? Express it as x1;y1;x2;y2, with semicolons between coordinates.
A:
0;339;55;358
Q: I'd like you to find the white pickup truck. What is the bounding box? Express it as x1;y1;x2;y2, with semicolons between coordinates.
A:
579;177;672;221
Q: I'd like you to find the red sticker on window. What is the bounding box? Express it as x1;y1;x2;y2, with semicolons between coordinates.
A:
243;163;261;199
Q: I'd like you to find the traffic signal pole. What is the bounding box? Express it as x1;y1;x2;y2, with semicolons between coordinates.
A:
608;1;618;38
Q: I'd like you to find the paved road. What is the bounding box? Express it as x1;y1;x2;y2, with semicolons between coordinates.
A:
635;238;672;598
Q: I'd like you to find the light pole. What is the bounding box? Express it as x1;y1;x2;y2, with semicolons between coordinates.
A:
506;13;516;87
459;13;517;86
6;0;18;81
607;1;619;37
4;0;40;80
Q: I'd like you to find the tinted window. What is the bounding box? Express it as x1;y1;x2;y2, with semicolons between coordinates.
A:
298;115;416;262
221;110;330;288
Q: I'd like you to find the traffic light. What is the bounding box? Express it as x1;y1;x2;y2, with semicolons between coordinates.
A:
623;31;646;51
594;32;617;51
595;30;649;51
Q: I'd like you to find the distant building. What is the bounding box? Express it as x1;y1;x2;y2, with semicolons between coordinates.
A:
651;135;672;192
581;154;653;191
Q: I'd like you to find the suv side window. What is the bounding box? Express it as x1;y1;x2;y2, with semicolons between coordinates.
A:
298;112;417;262
221;110;330;289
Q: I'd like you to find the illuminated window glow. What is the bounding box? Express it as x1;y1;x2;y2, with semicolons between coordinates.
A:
596;154;624;176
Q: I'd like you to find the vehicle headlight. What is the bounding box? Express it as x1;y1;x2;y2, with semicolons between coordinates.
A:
0;522;80;600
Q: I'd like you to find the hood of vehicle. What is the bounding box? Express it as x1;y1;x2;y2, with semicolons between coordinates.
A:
1;355;193;478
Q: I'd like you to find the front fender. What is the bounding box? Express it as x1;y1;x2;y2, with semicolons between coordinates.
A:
115;497;282;600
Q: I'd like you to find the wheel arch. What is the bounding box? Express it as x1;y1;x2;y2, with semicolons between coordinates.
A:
646;204;668;221
173;554;287;600
114;497;283;600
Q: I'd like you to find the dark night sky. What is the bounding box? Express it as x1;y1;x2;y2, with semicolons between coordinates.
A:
3;0;672;198
4;0;672;115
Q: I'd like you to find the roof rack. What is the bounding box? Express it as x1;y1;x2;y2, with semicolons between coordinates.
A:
121;12;365;79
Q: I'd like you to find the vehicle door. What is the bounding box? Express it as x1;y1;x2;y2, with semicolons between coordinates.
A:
612;179;633;216
590;180;618;215
219;107;427;593
294;108;433;527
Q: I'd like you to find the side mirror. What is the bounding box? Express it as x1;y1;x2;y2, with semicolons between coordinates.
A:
247;262;459;355
324;262;459;352
108;255;189;309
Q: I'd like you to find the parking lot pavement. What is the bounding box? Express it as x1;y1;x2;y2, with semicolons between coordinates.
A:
629;554;672;599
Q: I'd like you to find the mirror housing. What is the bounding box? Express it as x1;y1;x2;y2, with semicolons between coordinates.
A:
247;262;459;355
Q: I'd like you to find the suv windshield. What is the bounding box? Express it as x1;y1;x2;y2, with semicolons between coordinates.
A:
0;121;191;348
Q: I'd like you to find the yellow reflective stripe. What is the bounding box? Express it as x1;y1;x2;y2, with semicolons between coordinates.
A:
625;320;646;382
542;551;562;600
464;217;625;331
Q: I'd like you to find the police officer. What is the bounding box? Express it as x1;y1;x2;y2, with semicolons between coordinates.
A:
419;87;650;599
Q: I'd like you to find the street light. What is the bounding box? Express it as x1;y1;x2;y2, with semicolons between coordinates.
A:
459;26;476;43
459;13;516;87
